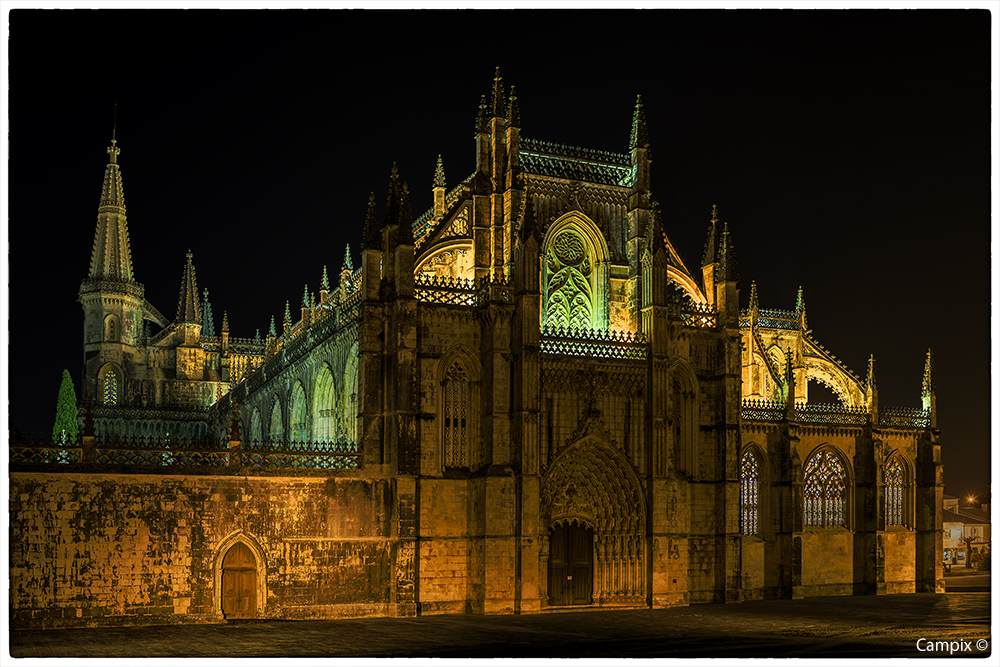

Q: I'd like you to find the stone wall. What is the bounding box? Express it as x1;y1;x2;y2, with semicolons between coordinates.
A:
9;472;399;629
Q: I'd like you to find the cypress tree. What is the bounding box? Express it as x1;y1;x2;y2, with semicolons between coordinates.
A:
52;369;79;443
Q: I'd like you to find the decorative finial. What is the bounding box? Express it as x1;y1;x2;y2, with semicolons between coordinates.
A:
749;281;759;311
711;204;718;224
268;315;277;337
221;310;229;333
434;155;446;189
107;139;120;165
321;265;330;292
303;284;309;307
343;243;353;271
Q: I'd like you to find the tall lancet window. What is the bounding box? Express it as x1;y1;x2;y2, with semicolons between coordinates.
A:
102;368;119;406
545;230;593;329
443;361;469;467
885;457;905;526
740;450;759;535
804;450;847;527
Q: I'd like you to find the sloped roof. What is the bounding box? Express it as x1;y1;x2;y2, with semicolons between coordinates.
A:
520;138;634;187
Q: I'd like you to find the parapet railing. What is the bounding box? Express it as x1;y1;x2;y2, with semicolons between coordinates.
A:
9;433;361;474
541;325;648;361
414;273;476;306
741;399;930;429
414;274;514;307
672;300;717;328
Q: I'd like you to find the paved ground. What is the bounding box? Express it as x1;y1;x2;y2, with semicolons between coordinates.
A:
8;580;993;659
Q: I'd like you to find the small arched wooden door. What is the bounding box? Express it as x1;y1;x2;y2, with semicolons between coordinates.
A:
221;542;257;619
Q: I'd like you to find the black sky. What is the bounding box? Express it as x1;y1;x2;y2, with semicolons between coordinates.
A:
5;8;994;498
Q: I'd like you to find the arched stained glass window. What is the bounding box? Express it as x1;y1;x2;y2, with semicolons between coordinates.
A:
740;450;759;535
102;368;119;406
443;361;469;467
804;450;847;527
885;457;905;526
545;230;593;329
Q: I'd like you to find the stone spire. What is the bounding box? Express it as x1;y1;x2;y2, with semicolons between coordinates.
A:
717;222;738;283
491;66;505;119
283;301;292;334
268;315;277;337
383;163;402;230
221;311;229;333
866;354;879;418
361;192;381;250
433;155;447;218
507;85;520;128
647;203;666;256
748;280;759;312
702;205;720;267
629;94;649;151
302;284;309;307
476;94;489;134
175;250;200;324
87;137;135;283
201;288;216;337
320;265;330;292
921;348;936;412
343;243;354;271
434;154;446;189
796;286;808;330
519;192;539;243
398;182;414;246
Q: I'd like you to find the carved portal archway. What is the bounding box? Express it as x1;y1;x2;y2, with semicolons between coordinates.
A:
541;436;647;606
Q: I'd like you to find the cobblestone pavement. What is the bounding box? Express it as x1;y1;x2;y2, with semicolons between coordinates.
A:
7;592;993;659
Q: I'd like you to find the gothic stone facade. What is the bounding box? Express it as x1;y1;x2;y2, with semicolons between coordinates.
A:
9;74;943;629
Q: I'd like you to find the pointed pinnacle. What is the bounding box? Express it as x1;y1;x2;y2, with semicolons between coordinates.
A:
383;163;401;229
519;194;540;243
361;192;381;250
434;154;446;188
343;243;354;271
175;250;200;324
749;281;759;311
649;204;666;255
508;85;520;127
222;311;229;333
629;94;649;151
303;284;309;307
922;348;936;393
321;265;330;292
268;315;277;337
796;286;806;313
476;95;489;134
491;67;505;118
867;354;878;387
702;207;718;268
398;182;414;245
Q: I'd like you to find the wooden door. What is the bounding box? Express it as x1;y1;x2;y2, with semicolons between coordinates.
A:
548;524;593;606
221;542;256;619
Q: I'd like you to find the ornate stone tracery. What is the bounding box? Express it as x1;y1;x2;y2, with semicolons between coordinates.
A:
542;436;647;605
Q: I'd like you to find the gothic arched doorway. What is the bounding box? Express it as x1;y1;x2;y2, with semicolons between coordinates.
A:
548;523;594;606
221;542;257;619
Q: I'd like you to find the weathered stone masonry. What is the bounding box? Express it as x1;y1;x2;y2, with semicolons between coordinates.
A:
9;70;942;629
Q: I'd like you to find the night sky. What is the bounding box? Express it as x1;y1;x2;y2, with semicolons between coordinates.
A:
5;8;994;499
